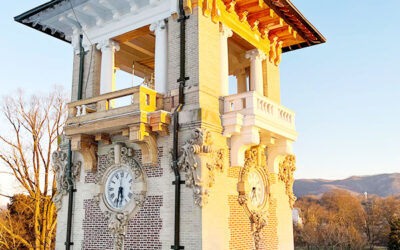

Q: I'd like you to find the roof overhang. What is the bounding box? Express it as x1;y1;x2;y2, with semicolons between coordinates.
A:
263;0;326;52
15;0;177;51
15;0;325;52
14;0;70;43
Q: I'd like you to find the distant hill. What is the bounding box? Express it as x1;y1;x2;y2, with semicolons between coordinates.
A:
294;173;400;197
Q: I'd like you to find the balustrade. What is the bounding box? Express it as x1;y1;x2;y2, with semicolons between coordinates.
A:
222;91;296;141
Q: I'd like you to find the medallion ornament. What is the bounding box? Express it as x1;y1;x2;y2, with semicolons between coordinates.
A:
278;154;296;209
177;128;225;207
238;145;270;249
94;143;147;250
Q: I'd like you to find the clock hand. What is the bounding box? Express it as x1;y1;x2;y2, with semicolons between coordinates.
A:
120;187;124;206
116;186;123;207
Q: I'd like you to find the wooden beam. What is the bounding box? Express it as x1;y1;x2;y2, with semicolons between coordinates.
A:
113;25;152;43
124;41;155;57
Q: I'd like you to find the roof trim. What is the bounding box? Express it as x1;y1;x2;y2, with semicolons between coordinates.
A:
14;0;70;43
263;0;326;52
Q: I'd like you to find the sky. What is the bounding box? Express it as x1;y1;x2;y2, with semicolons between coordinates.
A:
0;0;399;201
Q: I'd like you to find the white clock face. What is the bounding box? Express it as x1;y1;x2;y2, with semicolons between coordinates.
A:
105;168;135;210
246;170;265;208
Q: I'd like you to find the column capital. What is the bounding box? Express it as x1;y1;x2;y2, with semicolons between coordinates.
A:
150;19;166;33
219;23;233;39
96;39;120;53
245;49;266;61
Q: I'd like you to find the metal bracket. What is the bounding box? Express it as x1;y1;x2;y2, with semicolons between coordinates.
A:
172;180;185;185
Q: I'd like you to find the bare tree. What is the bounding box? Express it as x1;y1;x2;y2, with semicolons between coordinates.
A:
0;88;67;249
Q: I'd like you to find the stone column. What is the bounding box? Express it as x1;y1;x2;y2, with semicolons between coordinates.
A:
97;40;120;95
245;49;266;94
150;20;167;94
220;24;233;96
234;68;247;93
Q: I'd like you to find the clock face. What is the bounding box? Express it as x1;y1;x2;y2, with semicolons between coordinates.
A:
105;167;135;210
246;169;266;208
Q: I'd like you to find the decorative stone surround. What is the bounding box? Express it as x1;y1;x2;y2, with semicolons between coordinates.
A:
238;145;271;250
93;144;147;250
177;128;225;207
278;154;296;209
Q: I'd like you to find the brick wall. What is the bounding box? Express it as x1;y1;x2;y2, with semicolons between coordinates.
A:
82;196;163;249
228;195;254;250
228;175;280;250
81;145;165;249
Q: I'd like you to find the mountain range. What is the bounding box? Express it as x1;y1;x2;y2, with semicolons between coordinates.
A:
294;173;400;197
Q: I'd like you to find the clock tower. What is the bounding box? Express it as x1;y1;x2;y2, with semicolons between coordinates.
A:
15;0;325;249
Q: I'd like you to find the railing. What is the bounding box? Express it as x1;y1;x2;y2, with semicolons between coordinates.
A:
223;91;296;131
67;85;163;125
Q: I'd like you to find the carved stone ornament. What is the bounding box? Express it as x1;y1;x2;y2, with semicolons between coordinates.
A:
177;128;225;207
238;145;270;250
52;143;82;212
278;154;296;209
94;143;147;250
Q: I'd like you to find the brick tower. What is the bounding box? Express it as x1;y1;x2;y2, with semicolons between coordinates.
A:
16;0;325;249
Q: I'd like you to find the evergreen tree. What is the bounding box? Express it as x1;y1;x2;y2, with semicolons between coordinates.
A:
388;218;400;250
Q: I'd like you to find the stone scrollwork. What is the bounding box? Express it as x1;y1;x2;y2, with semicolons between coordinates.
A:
177;128;225;207
52;150;82;211
238;145;270;249
105;211;129;250
278;154;297;209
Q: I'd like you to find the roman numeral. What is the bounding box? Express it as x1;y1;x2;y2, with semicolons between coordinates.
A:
108;187;114;192
120;172;124;177
110;193;115;199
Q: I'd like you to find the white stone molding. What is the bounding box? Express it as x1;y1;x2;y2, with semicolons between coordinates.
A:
230;126;260;167
177;129;225;207
220;24;233;96
267;138;293;174
245;49;266;95
150;20;168;94
52;136;82;211
96;39;120;95
94;143;147;250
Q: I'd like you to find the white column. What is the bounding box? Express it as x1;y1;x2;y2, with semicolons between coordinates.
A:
150;20;167;94
234;68;247;93
96;40;120;94
220;24;233;96
245;49;266;94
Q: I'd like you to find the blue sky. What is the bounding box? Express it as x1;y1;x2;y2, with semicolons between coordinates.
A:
1;1;399;181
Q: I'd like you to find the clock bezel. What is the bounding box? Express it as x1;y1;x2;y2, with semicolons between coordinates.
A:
103;164;138;212
240;167;270;213
245;168;268;210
